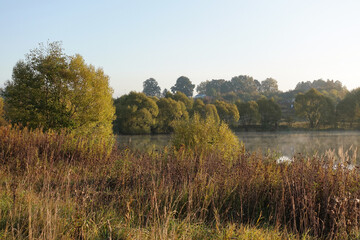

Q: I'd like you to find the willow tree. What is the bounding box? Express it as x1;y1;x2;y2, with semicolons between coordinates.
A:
214;100;239;126
113;92;159;134
2;42;115;137
155;97;188;133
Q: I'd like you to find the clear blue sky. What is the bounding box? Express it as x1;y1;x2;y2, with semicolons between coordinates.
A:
1;0;360;97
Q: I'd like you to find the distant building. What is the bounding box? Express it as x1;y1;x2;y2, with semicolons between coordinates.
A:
194;94;206;99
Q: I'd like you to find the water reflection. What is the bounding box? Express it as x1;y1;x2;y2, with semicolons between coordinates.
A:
117;131;360;161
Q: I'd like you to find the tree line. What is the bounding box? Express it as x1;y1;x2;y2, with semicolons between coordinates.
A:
1;42;360;135
113;90;283;134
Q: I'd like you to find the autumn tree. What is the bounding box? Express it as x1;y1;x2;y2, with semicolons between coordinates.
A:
171;76;195;97
167;91;193;110
143;78;161;97
2;42;115;137
205;104;220;123
155;98;188;133
114;92;158;134
0;97;6;126
215;100;239;125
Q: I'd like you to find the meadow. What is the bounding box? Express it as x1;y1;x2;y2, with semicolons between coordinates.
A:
0;125;360;239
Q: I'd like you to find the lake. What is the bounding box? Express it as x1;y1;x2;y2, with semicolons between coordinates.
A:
117;131;360;162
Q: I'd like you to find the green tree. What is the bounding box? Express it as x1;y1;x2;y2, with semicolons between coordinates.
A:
114;92;158;134
295;79;348;103
171;76;195;97
155;98;189;133
167;91;193;110
0;97;7;126
143;78;161;97
260;78;279;93
236;100;260;126
230;75;259;93
2;42;115;137
162;88;169;97
257;98;281;129
214;100;239;125
336;89;360;127
294;89;334;128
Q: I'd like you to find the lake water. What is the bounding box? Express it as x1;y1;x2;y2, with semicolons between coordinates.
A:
117;131;360;162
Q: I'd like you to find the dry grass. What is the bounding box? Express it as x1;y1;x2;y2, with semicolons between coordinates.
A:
0;125;359;239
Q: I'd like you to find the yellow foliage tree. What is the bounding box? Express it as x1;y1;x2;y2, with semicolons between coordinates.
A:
2;42;115;138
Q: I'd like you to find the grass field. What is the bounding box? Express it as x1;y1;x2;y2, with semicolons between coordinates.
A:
0;126;359;239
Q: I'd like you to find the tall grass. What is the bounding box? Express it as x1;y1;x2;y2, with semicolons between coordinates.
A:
0;125;359;239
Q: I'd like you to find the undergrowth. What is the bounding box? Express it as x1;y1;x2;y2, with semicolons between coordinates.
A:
0;125;359;239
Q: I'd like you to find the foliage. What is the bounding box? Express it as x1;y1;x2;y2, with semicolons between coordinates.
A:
171;114;242;160
67;54;115;138
196;76;279;102
142;78;161;97
114;92;158;134
257;98;282;129
260;78;279;93
170;76;195;97
167;91;193;110
295;89;335;128
336;88;360;127
2;42;115;138
295;79;348;103
231;75;260;93
196;79;231;97
205;104;220;123
161;88;169;97
192;98;206;117
0;97;6;126
155;97;189;133
214;100;239;125
236;100;260;126
1;126;360;239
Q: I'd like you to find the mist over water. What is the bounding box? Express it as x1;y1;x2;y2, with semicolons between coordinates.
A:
117;131;360;162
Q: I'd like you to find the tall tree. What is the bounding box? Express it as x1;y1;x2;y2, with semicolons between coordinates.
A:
257;98;281;129
261;78;279;93
294;89;334;128
143;78;161;97
230;75;258;93
336;88;360;127
236;100;260;126
171;76;195;97
2;42;115;137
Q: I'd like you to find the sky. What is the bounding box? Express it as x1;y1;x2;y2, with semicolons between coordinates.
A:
1;0;360;97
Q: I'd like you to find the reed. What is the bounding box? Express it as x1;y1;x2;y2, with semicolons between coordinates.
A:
0;125;359;239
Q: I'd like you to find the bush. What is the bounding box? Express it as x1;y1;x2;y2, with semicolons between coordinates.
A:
171;114;243;160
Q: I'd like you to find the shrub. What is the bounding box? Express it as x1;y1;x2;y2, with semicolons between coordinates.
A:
171;114;243;160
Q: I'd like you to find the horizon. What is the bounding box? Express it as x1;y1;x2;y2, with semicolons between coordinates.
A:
1;0;360;97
